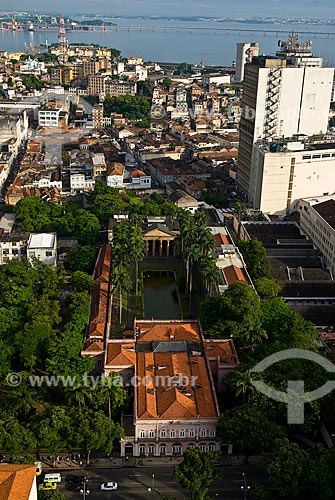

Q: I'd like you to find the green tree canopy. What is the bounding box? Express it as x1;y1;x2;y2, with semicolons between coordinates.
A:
172;448;222;500
217;405;286;460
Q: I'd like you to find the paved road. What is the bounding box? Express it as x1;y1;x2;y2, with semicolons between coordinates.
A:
52;465;265;500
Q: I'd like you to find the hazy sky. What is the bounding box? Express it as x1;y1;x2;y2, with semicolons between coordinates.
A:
2;0;335;19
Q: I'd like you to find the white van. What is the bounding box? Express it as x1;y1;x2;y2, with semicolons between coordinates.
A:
44;473;62;483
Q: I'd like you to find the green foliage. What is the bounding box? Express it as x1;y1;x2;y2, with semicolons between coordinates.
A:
70;271;93;292
36;52;59;63
104;94;151;122
237;238;272;280
72;210;100;245
14;197;62;232
82;95;99;107
65;247;97;274
217;405;286;459
303;445;333;500
38;490;65;500
161;78;172;87
264;438;306;497
254;277;281;298
172;448;222;500
22;75;45;90
90;184;177;222
109;48;121;58
201;281;264;347
250;484;271;500
137;80;153;96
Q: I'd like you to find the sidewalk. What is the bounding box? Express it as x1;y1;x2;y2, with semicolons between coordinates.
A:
38;453;261;471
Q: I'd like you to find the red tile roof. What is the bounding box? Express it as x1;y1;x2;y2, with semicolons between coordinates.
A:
223;266;248;285
214;233;231;246
0;464;36;500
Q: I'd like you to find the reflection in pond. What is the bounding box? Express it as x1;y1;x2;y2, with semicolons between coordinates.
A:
142;270;181;319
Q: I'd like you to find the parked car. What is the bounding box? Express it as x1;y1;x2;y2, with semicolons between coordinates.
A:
66;475;88;484
38;482;57;491
100;482;118;491
68;483;86;492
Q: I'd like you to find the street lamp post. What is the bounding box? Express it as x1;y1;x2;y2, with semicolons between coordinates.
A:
241;472;250;500
152;473;155;491
80;483;90;499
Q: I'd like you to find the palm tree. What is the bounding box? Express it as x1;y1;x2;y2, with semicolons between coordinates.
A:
64;380;93;407
112;264;131;325
197;227;215;255
234;369;255;403
200;256;221;296
194;210;209;227
188;244;201;314
241;323;268;351
129;226;146;298
129;213;142;227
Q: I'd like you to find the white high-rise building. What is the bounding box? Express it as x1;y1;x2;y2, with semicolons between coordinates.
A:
237;34;334;204
235;42;259;82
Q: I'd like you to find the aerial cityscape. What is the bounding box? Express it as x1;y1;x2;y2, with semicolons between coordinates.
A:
0;4;335;500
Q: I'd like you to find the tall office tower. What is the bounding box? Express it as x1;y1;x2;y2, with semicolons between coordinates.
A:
58;14;68;64
236;34;334;203
235;42;259;82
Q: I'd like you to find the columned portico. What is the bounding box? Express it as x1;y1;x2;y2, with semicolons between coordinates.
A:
143;228;178;257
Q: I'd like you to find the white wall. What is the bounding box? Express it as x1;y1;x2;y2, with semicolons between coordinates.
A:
253;148;335;214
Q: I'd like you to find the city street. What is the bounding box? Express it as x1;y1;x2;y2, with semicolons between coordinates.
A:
55;465;265;500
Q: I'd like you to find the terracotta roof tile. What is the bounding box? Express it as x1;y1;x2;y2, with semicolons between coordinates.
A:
214;233;231;246
223;266;248;285
105;342;136;367
87;283;109;340
0;465;36;500
136;322;201;342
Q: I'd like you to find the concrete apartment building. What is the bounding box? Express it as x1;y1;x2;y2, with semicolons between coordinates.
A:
27;233;57;267
237;35;334;211
297;196;335;278
104;78;137;97
249;137;335;214
235;42;259;82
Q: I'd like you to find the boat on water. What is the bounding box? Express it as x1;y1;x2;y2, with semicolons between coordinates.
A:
28;22;34;32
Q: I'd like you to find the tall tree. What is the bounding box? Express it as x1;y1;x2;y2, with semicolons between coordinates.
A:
129;226;146;298
264;438;306;498
187;243;201;314
112;265;131;324
173;448;222;500
217;405;286;461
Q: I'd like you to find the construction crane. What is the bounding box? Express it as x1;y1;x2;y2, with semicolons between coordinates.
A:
35;10;43;25
5;12;18;30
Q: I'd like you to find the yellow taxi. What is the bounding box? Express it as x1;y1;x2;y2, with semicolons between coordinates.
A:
38;482;57;491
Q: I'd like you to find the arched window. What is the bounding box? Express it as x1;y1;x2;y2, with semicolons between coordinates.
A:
200;428;206;437
149;429;155;438
140;429;145;438
159;444;166;456
139;445;145;456
208;443;215;452
200;444;207;451
179;429;185;438
148;444;155;456
172;444;182;455
160;429;166;438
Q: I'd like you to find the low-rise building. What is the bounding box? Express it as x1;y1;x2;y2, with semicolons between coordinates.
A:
106;320;238;457
106;162;125;188
27;233;57;267
129;169;151;189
